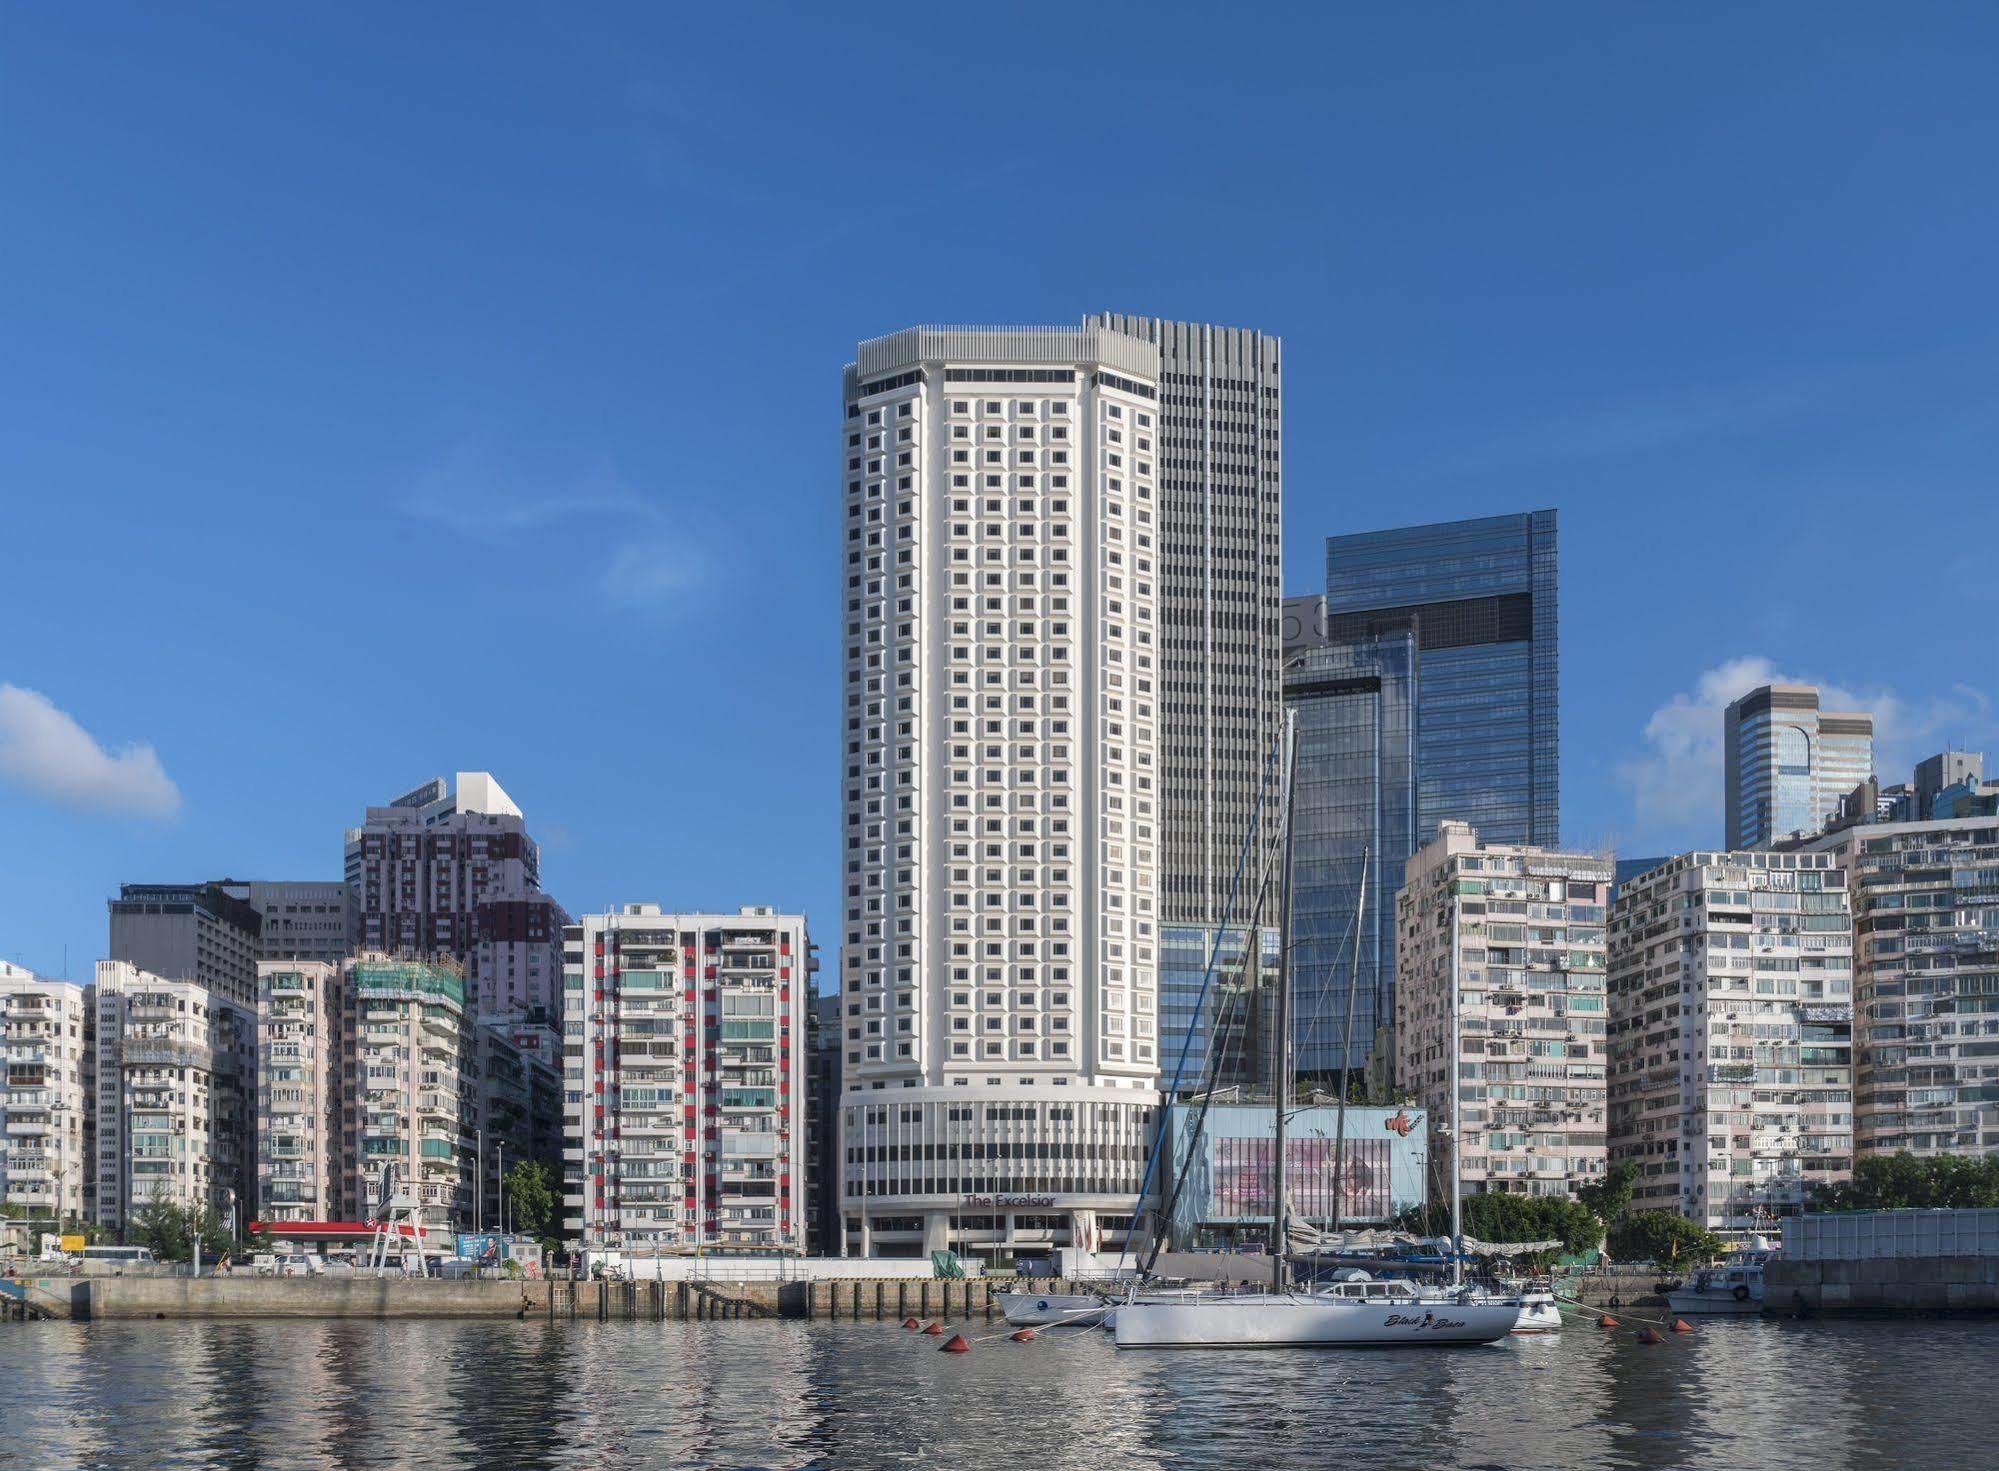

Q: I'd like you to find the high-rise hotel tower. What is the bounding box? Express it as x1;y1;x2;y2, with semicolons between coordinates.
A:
837;323;1167;1257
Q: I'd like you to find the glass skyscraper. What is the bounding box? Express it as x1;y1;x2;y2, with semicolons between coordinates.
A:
1324;511;1560;849
1285;617;1418;1081
1284;511;1560;1086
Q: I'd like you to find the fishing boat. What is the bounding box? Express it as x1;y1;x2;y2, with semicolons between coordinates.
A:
1665;1251;1768;1315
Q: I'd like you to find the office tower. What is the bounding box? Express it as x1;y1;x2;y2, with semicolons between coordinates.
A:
341;954;471;1235
345;772;569;1017
1804;814;1999;1156
232;881;350;967
1395;823;1611;1198
1324;510;1560;848
1087;313;1283;930
564;906;811;1253
0;962;91;1225
1723;684;1874;849
91;960;254;1230
1156;923;1278;1095
107;881;262;1009
1608;851;1854;1239
837;323;1163;1258
1284;595;1418;1083
1915;751;1986;821
1093;316;1284;1097
254;960;344;1224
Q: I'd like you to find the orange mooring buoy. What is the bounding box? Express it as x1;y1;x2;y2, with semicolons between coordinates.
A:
1009;1328;1036;1342
940;1332;971;1353
1673;1319;1695;1333
901;1317;921;1330
1597;1315;1620;1328
922;1321;945;1336
1636;1328;1664;1344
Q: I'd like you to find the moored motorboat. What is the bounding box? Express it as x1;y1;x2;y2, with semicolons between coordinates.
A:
1664;1251;1767;1315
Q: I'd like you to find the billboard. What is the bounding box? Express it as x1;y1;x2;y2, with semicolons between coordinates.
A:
1208;1136;1392;1223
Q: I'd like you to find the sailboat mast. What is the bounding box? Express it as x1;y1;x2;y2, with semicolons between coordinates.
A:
1270;709;1299;1292
1330;847;1366;1236
1449;897;1464;1288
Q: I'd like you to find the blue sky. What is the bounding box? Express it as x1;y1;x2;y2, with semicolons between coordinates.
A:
5;3;1999;982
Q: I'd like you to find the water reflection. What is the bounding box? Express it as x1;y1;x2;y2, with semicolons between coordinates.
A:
1;1316;1990;1471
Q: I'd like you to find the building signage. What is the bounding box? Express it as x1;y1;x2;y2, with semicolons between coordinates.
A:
960;1194;1058;1209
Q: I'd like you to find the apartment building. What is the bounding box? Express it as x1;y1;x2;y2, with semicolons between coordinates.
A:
1608;851;1854;1240
345;773;568;1017
0;963;92;1225
836;323;1164;1257
1805;816;1999;1156
91;960;253;1230
254;960;344;1224
564;906;810;1253
1395;823;1612;1197
342;954;471;1237
469;1018;564;1233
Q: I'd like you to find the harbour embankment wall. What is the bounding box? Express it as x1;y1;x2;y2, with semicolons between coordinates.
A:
1766;1255;1999;1313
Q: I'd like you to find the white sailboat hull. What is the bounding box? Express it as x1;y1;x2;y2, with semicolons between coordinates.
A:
996;1292;1107;1328
1112;1292;1518;1349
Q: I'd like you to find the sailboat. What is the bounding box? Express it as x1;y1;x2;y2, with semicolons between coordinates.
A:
1113;711;1518;1350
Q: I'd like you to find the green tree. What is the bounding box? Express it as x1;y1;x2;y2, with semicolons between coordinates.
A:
129;1194;233;1264
504;1159;557;1247
1813;1152;1999;1212
1605;1209;1726;1267
1396;1192;1604;1264
1577;1160;1640;1226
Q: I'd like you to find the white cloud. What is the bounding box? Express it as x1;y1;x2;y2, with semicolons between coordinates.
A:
1619;657;1998;849
402;442;659;538
601;538;699;609
399;443;702;610
0;684;182;819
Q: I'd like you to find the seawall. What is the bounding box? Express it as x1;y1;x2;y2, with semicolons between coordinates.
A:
66;1274;1060;1322
1767;1256;1999;1314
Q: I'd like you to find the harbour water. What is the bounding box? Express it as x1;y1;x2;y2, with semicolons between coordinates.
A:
1;1316;1991;1470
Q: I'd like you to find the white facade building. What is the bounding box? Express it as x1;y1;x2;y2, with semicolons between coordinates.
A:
91;960;254;1230
341;954;470;1237
0;963;92;1225
1395;823;1612;1198
1608;852;1855;1240
255;960;344;1224
837;323;1164;1256
1805;816;1999;1157
563;906;811;1253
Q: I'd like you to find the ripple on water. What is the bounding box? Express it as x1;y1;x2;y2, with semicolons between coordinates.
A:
1;1315;1992;1471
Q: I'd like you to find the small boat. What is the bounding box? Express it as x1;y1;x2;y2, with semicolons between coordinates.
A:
997;1291;1107;1328
1463;1278;1562;1334
1113;1275;1517;1349
1665;1252;1767;1315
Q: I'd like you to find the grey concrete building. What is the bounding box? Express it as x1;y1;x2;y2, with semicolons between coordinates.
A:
107;882;262;1010
1089;313;1283;932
